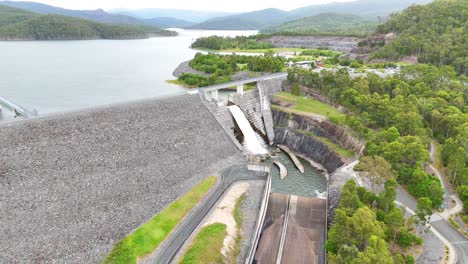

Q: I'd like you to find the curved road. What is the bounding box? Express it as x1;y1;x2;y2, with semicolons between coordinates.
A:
394;142;468;264
153;164;268;264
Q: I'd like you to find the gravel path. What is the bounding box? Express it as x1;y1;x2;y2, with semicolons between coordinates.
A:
0;94;244;263
237;180;265;263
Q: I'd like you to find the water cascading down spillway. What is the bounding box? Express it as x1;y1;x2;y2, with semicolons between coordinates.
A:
228;105;269;155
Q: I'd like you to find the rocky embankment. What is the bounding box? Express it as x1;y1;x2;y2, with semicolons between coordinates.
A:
344;32;398;61
261;35;361;52
0;94;244;263
272;109;363;173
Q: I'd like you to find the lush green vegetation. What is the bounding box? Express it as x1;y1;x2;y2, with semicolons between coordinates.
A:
287;64;467;208
177;52;284;87
0;5;172;40
227;193;246;263
180;223;227;264
370;0;467;75
103;176;217;264
262;13;377;38
191;35;273;51
273;92;347;124
300;48;343;58
326;180;421;263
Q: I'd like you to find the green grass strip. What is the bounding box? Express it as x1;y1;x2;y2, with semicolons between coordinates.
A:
234;193;246;227
180;223;227;264
103;176;217;264
274;92;346;124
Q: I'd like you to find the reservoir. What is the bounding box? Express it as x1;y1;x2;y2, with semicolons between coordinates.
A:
0;29;257;121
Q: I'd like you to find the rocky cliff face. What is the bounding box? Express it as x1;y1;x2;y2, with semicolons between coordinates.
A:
274;127;344;173
273;110;364;155
262;35;360;52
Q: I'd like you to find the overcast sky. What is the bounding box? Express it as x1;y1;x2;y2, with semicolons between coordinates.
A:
12;0;357;12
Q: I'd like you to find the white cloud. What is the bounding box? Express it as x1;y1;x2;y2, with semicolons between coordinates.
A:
11;0;357;12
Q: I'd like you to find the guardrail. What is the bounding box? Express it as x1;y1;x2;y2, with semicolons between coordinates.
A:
200;73;287;93
0;96;35;117
245;166;272;264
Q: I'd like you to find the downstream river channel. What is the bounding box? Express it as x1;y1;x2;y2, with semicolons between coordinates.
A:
0;29;257;121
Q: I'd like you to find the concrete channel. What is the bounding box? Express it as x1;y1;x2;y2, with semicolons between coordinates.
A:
253;193;327;264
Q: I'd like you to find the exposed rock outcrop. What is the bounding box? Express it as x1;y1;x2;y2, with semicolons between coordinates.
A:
274;128;344;173
273;110;364;155
262;35;361;52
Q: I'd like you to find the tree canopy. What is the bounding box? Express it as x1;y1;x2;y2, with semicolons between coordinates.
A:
371;0;467;75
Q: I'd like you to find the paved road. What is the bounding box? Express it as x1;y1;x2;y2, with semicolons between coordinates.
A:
200;72;287;92
153;164;267;264
431;217;468;264
397;187;468;264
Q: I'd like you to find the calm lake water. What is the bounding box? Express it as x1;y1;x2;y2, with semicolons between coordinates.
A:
0;29;257;121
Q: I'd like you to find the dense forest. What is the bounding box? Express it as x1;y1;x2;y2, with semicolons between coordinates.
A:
369;0;467;75
0;5;173;40
262;13;377;38
326;180;422;263
288;64;467;211
178;52;284;87
190;35;273;51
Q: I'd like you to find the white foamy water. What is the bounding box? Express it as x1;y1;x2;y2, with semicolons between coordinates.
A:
228;105;268;155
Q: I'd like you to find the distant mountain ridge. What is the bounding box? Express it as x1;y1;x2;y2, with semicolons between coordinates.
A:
262;13;377;37
190;0;434;30
0;1;195;28
109;8;232;23
0;0;435;31
0;5;172;40
188;8;289;30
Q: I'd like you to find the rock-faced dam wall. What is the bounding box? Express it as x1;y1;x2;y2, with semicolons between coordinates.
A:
0;94;243;263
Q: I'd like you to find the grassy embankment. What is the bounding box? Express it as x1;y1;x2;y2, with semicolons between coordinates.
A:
180;193;247;264
103;176;217;264
228;193;246;262
273;92;346;124
179;223;227;264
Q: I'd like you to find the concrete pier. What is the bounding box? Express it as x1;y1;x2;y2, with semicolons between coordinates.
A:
278;144;305;173
274;161;288;180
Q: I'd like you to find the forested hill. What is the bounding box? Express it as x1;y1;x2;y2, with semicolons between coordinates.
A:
189;8;289;30
262;13;377;37
189;0;432;30
0;5;174;40
370;0;467;75
0;1;196;28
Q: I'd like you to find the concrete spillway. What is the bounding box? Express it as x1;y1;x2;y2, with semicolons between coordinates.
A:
228;105;268;155
254;193;327;264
